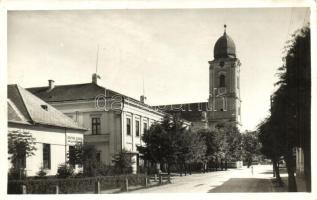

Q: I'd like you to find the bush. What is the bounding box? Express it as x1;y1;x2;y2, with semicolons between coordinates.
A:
56;163;74;178
36;166;47;178
7;174;148;194
8;168;26;180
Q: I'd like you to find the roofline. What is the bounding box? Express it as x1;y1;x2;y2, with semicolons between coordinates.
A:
14;84;34;124
8;120;31;126
9;121;87;132
154;101;208;107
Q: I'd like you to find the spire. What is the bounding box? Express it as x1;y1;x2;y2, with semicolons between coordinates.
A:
224;24;227;35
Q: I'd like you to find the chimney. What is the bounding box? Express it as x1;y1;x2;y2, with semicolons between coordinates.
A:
92;73;100;84
48;80;55;90
140;95;147;104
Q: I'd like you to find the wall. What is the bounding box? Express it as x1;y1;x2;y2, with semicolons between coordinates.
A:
51;99;164;169
8;124;84;176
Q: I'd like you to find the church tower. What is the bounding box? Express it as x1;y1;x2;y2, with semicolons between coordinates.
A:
208;25;242;129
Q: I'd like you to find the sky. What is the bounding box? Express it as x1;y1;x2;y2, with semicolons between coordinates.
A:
7;8;309;131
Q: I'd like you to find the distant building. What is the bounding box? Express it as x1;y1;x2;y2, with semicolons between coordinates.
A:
157;25;242;130
28;75;183;173
8;84;86;176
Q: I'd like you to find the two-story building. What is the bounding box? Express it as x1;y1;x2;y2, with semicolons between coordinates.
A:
28;75;168;173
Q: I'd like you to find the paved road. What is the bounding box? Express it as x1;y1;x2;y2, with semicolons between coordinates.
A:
129;165;282;193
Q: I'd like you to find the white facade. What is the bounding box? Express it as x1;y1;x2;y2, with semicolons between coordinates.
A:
8;123;84;176
50;97;164;173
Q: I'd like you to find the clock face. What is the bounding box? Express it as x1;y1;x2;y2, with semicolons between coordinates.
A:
218;87;227;96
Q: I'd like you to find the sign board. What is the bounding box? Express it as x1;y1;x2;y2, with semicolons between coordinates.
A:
66;134;83;146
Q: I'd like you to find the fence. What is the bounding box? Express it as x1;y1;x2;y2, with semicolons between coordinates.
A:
8;174;171;194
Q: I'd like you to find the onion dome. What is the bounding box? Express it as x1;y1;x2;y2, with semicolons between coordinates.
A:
213;25;236;59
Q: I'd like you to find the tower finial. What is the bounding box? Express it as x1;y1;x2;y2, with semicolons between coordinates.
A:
224;24;227;33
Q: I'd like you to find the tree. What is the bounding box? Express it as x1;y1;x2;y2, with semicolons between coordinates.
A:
269;25;310;192
138;114;206;175
258;117;285;186
215;122;243;162
112;149;134;174
176;129;207;175
242;131;261;167
70;143;114;176
8;130;37;179
137;115;180;174
257;25;310;192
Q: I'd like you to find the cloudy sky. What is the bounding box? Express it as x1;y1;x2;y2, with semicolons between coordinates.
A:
8;8;309;131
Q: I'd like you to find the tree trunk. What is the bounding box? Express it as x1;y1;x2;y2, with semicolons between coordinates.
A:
167;163;171;175
272;159;283;186
285;151;297;192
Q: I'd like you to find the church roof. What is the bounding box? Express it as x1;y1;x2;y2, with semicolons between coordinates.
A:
154;102;209;122
213;26;236;59
8;84;86;130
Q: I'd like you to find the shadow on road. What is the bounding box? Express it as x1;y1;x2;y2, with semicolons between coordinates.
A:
259;168;288;175
208;178;274;193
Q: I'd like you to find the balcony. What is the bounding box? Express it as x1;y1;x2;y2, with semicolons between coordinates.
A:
84;133;110;143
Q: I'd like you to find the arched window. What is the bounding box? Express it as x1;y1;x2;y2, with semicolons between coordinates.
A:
219;74;226;87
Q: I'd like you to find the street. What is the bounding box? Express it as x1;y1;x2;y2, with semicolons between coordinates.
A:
129;165;285;193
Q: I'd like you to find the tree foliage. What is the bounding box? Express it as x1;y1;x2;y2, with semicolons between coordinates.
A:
8;130;37;179
258;25;310;192
137;115;207;173
241;131;261;167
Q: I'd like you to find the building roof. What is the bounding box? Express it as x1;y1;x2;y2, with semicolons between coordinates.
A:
28;83;110;102
155;102;209;122
213;32;236;59
8;84;86;130
27;82;143;103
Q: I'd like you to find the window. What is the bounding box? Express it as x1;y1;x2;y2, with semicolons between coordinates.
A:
219;74;226;87
43;144;51;169
143;122;148;134
237;77;240;89
96;152;101;162
136;120;140;137
126;118;131;135
92;117;101;135
69;146;76;167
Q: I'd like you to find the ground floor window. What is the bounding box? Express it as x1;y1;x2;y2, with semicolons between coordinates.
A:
96;151;101;162
69;146;76;167
43;143;51;169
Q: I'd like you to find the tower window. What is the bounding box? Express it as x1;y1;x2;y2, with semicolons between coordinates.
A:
219;74;226;87
237;77;240;89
